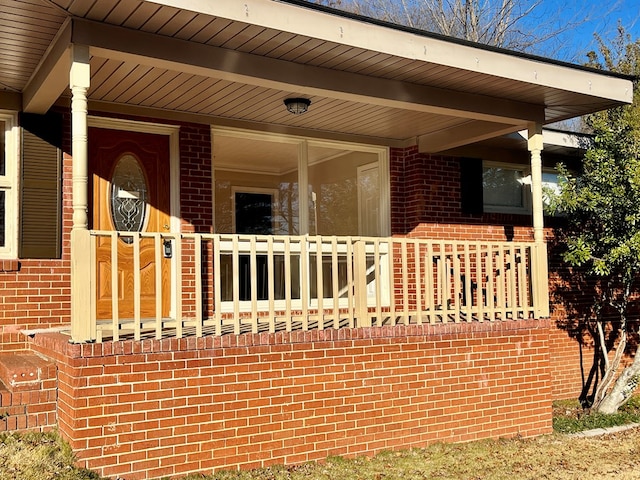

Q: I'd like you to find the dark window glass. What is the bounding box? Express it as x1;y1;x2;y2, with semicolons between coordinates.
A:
482;167;524;208
235;192;273;235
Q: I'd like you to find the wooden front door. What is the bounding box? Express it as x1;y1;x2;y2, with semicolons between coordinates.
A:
90;127;172;320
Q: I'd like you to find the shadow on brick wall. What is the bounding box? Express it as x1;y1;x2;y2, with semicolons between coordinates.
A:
548;234;640;407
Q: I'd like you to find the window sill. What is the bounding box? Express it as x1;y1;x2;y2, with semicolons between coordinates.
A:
483;205;530;215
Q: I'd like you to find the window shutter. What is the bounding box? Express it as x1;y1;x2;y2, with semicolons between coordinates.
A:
460;157;483;215
19;112;62;259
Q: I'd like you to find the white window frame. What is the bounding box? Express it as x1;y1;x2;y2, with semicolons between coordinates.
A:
0;112;18;259
482;161;530;214
482;160;558;215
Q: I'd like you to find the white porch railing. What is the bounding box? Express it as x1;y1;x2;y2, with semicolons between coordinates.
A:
80;231;549;342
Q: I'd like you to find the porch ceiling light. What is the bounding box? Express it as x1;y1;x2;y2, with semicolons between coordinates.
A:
284;98;311;115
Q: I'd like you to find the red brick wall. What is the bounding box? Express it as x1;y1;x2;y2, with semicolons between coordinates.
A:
178;123;213;234
31;320;551;480
0;387;57;432
390;146;588;401
390;146;538;241
549;319;585;399
0;259;71;351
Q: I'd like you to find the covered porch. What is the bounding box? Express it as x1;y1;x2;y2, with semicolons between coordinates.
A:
73;117;551;342
5;0;630;343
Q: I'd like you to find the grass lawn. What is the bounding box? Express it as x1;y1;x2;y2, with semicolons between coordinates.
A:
0;431;100;480
4;399;640;480
552;395;640;433
192;430;640;480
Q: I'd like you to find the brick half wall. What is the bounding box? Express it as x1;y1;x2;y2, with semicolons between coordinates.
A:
31;320;552;480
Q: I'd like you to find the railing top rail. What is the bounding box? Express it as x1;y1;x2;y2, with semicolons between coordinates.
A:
88;230;536;249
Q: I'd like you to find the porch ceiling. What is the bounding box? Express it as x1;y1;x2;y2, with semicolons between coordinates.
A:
0;0;633;151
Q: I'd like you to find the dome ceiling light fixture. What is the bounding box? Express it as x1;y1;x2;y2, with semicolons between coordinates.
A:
284;97;311;115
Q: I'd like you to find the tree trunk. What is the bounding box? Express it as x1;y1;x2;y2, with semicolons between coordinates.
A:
590;324;624;409
595;304;638;414
596;360;640;414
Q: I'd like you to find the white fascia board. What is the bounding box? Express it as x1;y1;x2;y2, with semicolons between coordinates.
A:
145;0;633;104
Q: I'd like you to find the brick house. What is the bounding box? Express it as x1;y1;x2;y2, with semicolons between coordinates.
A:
0;0;633;478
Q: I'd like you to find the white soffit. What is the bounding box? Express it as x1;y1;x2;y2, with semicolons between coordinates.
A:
146;0;632;105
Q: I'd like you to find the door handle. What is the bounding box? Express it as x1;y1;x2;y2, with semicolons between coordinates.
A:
163;239;173;258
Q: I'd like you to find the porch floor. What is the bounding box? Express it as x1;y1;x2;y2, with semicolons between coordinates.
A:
91;310;533;342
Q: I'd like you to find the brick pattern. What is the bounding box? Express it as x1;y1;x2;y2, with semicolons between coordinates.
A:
0;259;19;272
549;319;584;399
0;353;58;432
0;388;58;432
31;321;552;480
0;260;71;351
179;124;213;234
390;146;538;242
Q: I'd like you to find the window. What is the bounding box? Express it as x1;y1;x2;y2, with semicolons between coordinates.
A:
232;188;278;235
483;164;527;212
212;129;390;237
212;127;390;311
0;113;17;258
482;161;560;214
541;172;561;202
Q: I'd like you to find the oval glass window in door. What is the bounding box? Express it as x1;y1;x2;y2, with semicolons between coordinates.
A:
110;154;148;242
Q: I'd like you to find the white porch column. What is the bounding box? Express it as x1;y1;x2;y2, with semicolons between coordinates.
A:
71;46;90;231
528;123;544;244
528;122;550;317
69;45;95;342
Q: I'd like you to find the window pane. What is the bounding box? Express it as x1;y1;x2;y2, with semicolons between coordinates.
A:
213;135;299;235
0;190;5;247
309;254;349;299
542;172;562;211
542;172;561;196
483;167;524;208
110;154;148;235
235;192;273;235
219;253;301;302
308;145;380;236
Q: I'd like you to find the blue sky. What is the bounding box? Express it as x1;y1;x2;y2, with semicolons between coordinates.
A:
534;0;640;62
